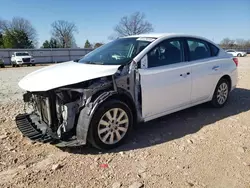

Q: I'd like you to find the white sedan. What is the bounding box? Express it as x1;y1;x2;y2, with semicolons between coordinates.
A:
225;49;247;57
16;33;238;150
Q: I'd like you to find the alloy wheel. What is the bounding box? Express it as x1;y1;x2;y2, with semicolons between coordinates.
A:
97;108;129;145
217;82;228;105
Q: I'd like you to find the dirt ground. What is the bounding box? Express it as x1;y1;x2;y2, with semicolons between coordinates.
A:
0;57;250;188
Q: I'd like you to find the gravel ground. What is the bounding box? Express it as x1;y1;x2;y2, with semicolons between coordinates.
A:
0;58;250;188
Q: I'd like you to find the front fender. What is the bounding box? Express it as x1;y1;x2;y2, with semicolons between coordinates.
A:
75;90;117;144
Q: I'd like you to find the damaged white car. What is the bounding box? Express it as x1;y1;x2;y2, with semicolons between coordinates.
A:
16;33;238;150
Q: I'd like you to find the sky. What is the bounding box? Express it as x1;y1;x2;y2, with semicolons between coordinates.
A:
0;0;249;47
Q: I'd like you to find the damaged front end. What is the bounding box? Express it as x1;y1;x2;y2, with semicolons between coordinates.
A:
16;89;83;146
16;63;141;147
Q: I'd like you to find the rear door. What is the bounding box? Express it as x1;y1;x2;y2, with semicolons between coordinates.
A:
185;38;222;103
138;38;192;120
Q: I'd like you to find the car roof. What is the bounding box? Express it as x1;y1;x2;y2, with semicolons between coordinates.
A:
122;33;218;47
122;33;208;39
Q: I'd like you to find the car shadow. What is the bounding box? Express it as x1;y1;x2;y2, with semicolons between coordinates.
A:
61;88;250;154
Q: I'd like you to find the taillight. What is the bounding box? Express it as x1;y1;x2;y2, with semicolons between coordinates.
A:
233;57;238;67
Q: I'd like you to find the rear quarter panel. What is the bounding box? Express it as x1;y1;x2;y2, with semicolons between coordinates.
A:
208;55;238;99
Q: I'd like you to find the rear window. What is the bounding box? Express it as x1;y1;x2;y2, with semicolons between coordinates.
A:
187;39;211;61
209;44;219;56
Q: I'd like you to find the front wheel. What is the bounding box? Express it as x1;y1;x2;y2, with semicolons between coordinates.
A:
237;53;242;57
211;78;230;108
88;99;133;150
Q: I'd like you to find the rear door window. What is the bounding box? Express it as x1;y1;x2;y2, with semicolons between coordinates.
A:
187;39;211;61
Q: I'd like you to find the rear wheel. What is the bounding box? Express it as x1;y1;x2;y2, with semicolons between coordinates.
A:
211;78;230;108
32;63;35;66
0;64;4;68
88;99;133;150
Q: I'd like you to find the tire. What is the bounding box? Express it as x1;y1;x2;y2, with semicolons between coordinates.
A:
88;99;133;150
237;53;242;57
0;64;4;68
32;63;35;66
211;78;230;108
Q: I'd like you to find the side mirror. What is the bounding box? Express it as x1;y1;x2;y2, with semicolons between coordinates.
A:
140;55;148;69
11;55;14;57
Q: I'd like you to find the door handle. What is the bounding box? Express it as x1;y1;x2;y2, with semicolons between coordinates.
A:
180;72;190;77
212;66;220;71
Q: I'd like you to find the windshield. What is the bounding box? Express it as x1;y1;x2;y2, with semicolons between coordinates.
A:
78;37;155;65
16;53;29;56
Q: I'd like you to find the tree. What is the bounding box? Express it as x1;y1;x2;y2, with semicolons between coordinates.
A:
235;39;250;48
0;32;3;48
220;38;235;48
0;17;37;48
42;38;61;48
114;12;154;37
94;42;104;48
51;20;77;48
84;40;92;48
245;40;250;48
42;40;50;48
3;29;33;48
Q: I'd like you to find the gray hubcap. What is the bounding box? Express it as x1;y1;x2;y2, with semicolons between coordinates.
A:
98;108;129;145
217;82;228;105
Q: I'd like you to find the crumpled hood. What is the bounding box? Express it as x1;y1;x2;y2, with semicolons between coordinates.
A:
18;61;120;92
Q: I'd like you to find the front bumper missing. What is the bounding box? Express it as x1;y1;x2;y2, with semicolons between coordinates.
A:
16;114;56;143
16;114;86;147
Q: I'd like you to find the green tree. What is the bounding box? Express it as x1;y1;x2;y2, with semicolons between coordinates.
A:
0;17;37;48
84;40;92;48
42;40;50;48
42;38;61;48
0;32;3;48
3;29;33;48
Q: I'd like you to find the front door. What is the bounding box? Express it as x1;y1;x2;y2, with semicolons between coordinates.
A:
138;38;192;120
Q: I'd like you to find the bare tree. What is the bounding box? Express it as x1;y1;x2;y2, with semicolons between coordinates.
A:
220;38;235;48
51;20;78;48
0;17;38;47
114;12;154;37
236;39;248;48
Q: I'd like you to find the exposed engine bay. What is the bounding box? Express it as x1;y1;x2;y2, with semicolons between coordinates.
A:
16;63;142;147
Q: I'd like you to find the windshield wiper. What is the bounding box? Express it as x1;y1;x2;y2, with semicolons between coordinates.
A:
85;61;104;65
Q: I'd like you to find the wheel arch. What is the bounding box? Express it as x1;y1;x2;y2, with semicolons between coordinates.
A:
75;88;137;145
209;74;232;100
220;74;232;91
108;89;137;125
